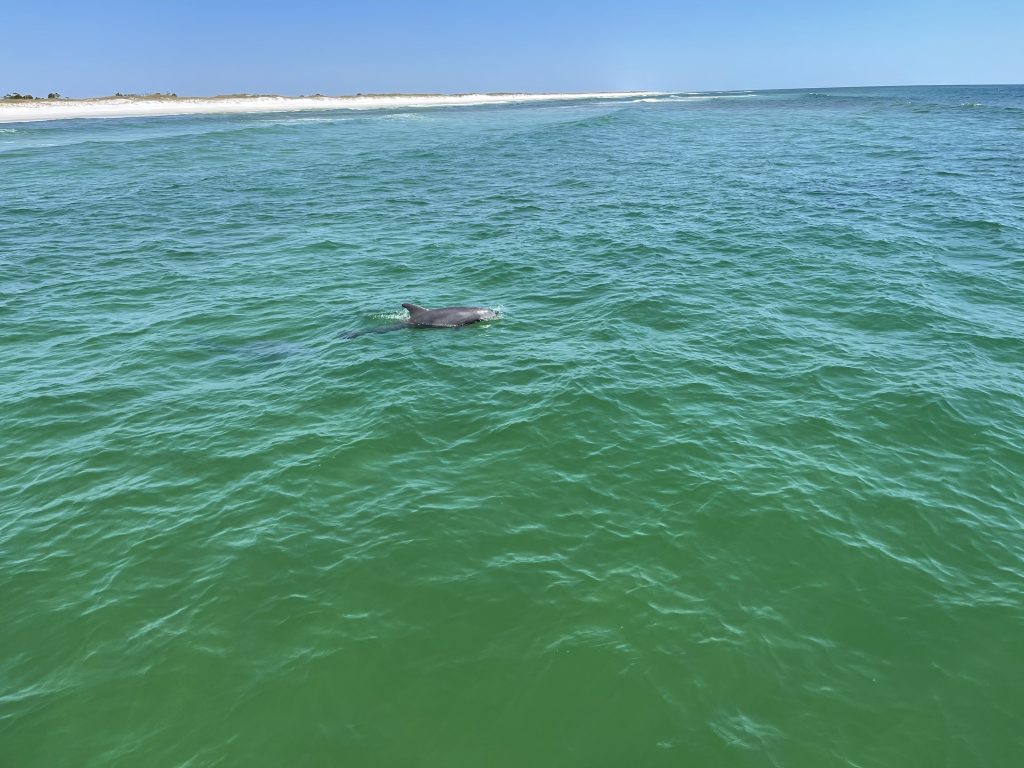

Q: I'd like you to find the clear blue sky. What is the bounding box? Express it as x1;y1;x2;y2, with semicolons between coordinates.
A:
4;0;1022;97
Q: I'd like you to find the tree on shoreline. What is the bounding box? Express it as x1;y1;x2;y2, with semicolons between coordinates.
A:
2;92;66;100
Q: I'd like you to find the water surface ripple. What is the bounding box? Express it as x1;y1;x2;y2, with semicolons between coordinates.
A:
3;85;1024;766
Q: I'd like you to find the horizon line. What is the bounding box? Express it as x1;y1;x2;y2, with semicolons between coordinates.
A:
3;82;1022;102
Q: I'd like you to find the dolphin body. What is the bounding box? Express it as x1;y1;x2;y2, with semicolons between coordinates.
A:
341;303;498;339
402;303;498;327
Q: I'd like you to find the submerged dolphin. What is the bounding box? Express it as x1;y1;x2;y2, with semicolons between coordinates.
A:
341;303;498;339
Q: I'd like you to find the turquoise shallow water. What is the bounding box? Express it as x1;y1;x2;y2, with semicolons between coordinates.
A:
3;85;1024;766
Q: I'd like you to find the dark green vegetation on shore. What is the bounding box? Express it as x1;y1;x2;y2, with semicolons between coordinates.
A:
2;92;62;100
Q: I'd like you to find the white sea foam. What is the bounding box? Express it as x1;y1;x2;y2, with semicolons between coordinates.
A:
372;310;410;321
0;91;664;124
273;116;344;123
633;93;758;104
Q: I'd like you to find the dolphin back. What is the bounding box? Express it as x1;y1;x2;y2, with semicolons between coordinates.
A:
403;303;496;327
340;302;500;340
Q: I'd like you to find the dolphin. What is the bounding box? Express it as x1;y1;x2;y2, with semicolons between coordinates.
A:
402;303;498;327
341;303;498;339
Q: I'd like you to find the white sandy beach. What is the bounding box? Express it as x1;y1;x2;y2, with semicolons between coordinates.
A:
0;91;660;123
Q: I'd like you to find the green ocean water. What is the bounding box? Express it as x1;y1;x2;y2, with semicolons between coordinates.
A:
2;85;1023;766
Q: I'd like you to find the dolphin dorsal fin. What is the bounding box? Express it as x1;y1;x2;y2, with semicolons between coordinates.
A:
402;303;428;315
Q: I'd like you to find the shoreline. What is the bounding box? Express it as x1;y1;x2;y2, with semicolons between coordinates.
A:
0;91;661;123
